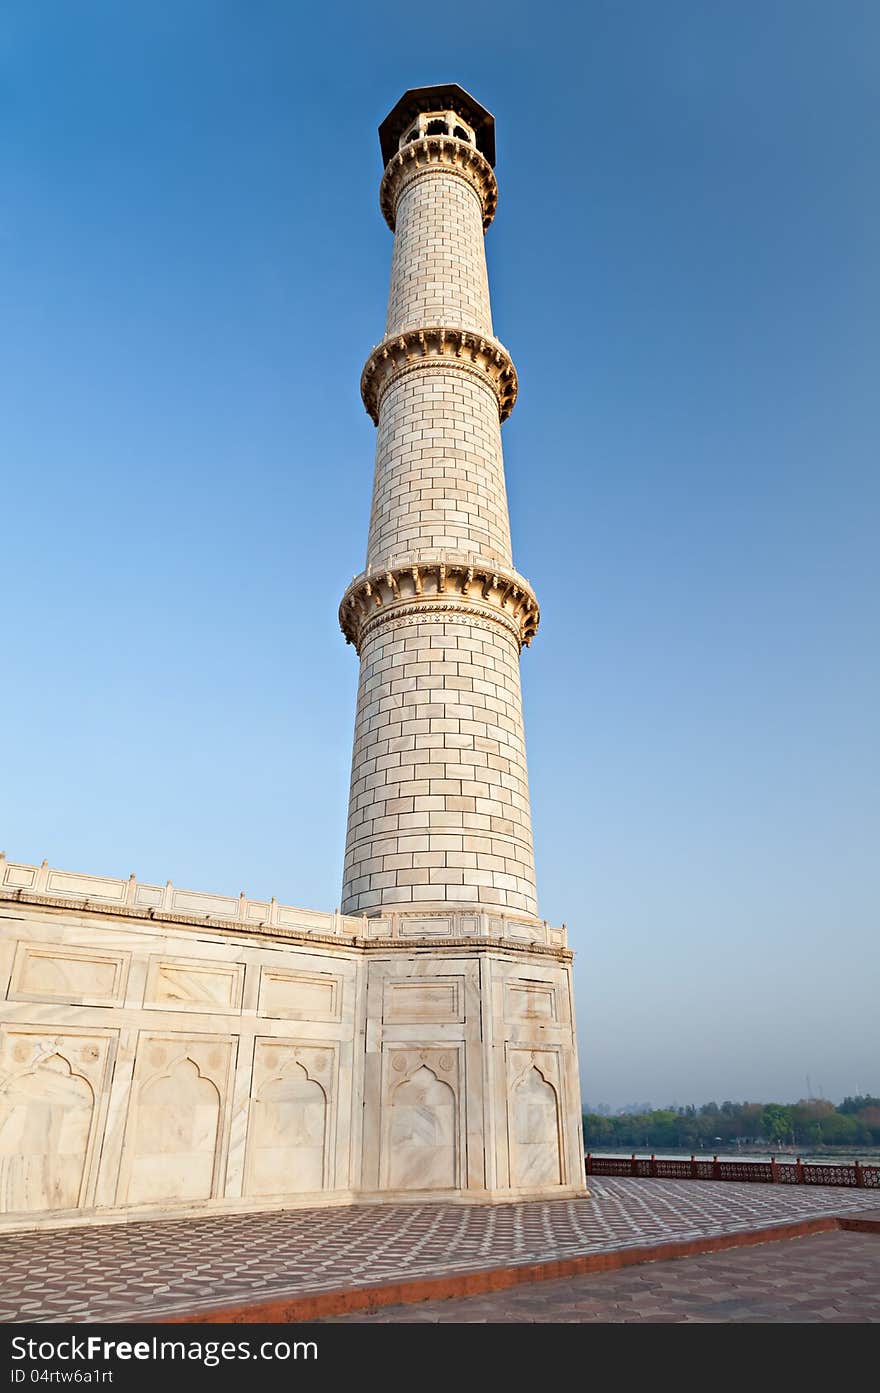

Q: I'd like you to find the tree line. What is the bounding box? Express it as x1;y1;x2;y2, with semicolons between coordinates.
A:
582;1096;880;1150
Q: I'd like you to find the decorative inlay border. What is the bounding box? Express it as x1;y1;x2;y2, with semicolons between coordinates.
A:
360;326;517;426
358;600;524;650
339;558;539;653
380;136;498;232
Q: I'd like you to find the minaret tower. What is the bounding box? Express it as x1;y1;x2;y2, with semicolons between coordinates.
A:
340;87;584;1200
340;85;541;921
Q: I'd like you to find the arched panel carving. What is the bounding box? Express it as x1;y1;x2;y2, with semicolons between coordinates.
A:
510;1063;561;1189
388;1062;456;1190
0;1053;94;1213
127;1057;220;1205
248;1060;327;1196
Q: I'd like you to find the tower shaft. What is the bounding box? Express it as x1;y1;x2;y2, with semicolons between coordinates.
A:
341;96;540;920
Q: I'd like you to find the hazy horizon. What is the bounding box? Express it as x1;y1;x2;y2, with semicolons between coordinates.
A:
584;1092;877;1113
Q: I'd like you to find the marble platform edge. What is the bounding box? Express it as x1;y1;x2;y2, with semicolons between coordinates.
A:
145;1215;849;1325
0;1185;591;1237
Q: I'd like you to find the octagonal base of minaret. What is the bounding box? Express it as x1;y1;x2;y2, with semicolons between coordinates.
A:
0;868;585;1234
356;910;586;1200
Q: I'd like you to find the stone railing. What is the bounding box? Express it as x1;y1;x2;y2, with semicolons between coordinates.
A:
585;1153;880;1188
0;856;567;948
0;854;357;937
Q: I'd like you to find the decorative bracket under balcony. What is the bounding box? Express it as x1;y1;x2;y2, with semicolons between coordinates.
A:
380;136;499;232
339;557;540;653
360;326;518;425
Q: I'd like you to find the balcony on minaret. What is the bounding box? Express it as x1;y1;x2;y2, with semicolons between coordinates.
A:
378;83;497;168
400;110;475;148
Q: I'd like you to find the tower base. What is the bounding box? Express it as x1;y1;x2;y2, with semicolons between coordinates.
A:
0;860;585;1232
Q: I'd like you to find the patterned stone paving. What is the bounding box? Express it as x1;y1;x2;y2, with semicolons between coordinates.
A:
1;1179;878;1323
325;1230;880;1322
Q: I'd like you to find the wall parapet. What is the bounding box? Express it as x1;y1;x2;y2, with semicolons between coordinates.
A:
0;856;566;949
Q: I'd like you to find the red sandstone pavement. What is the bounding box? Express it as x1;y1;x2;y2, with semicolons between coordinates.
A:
1;1180;878;1323
323;1228;880;1323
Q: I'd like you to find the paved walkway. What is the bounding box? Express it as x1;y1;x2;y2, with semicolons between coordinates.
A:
325;1229;880;1322
0;1179;877;1323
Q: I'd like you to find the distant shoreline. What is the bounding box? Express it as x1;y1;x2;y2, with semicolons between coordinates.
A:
587;1145;880;1163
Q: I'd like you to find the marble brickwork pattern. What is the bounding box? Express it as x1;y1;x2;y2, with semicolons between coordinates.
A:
366;368;513;569
341;107;543;921
342;615;537;915
385;167;494;337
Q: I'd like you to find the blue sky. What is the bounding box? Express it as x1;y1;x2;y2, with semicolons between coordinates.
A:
2;1;877;1108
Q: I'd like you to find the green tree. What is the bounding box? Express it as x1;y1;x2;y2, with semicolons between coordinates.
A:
839;1095;880;1115
582;1113;614;1147
857;1106;880;1144
739;1103;764;1142
761;1103;794;1144
816;1113;867;1146
792;1098;836;1144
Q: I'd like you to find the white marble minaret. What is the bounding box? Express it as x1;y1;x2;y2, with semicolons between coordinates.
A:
338;86;585;1200
0;90;584;1237
341;85;540;921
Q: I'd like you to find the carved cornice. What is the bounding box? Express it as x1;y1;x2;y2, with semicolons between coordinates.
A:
339;558;540;653
380;136;498;232
0;888;572;959
361;326;517;425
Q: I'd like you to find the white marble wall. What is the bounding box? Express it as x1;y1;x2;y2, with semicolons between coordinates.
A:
0;874;584;1231
0;897;362;1231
